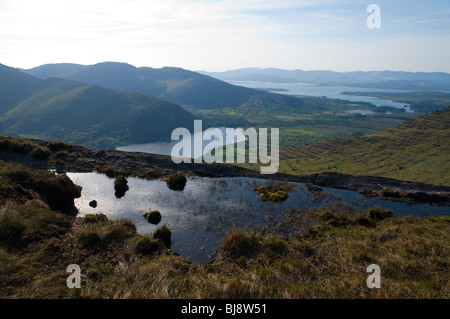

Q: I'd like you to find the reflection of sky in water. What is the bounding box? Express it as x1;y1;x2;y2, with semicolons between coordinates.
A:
117;127;247;157
67;173;449;263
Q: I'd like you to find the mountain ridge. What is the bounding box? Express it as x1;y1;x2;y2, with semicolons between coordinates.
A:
0;63;195;149
23;62;306;110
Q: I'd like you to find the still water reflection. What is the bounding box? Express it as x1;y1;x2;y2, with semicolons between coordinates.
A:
67;173;448;263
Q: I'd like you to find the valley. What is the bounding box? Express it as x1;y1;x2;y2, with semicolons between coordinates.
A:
0;62;448;300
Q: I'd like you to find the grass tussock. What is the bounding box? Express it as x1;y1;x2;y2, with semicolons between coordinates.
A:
165;173;187;191
254;183;295;202
153;225;172;248
114;175;129;199
0;200;448;299
0;136;51;159
143;210;162;225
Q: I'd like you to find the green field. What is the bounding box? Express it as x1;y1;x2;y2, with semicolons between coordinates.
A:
189;92;450;186
187;95;412;149
277;107;450;186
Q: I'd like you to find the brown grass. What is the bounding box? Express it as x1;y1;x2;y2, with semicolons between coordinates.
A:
0;200;448;299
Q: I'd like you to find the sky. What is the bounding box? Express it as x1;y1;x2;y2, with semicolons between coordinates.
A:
0;0;449;72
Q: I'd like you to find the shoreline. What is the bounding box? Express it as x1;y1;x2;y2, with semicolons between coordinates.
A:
1;137;449;207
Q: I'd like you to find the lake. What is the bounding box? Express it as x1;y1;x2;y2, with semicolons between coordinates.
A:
67;173;449;263
117;126;246;157
116;83;412;155
228;80;412;111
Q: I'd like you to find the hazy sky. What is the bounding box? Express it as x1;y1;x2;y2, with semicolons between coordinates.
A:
1;0;449;72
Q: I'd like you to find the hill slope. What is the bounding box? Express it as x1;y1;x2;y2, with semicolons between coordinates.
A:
24;62;305;110
0;64;41;114
279;107;450;186
0;64;194;149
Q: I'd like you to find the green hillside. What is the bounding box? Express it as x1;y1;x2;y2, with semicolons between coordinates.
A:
24;62;308;110
278;107;450;186
0;64;194;149
0;64;41;114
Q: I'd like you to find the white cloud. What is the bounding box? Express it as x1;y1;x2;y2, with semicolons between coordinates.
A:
0;0;448;72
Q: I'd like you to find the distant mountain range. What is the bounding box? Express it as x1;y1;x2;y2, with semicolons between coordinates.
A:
201;68;450;91
0;63;194;149
2;62;308;149
23;62;305;110
9;61;450;150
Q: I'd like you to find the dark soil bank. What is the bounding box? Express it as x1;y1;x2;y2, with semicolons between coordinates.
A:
1;136;449;206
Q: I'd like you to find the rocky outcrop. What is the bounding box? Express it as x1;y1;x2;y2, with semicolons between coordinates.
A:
0;162;81;215
35;173;82;215
306;172;450;206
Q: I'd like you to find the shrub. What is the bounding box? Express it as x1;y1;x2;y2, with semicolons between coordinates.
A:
102;224;133;243
221;229;261;259
55;159;66;166
222;278;253;299
0;205;72;247
367;207;394;220
53;151;69;159
0;138;10;149
356;216;377;228
262;235;288;257
0;214;26;247
114;175;129;198
153;225;172;248
47;141;72;151
260;190;288;202
77;230;101;248
134;236;165;256
254;183;293;202
165;173;187;191
314;211;337;221
30;146;51;159
143;210;162;225
6;168;31;181
293;241;315;257
95;166;124;178
84;213;107;223
10;141;34;154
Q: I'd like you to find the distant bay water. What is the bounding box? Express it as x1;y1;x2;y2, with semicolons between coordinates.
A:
228;80;412;110
117;82;411;154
